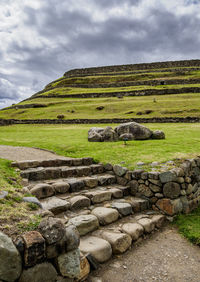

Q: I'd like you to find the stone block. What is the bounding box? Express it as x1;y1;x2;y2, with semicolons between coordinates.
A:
41;197;70;214
69;215;99;236
92;207;119;225
70;195;91;210
137;218;155;233
101;231;132;254
19;263;57;282
122;222;144;240
53;182;70;193
57;249;80;279
159;171;176;183
30;183;55;199
138;184;153;197
163;182;181;199
111;202;132;216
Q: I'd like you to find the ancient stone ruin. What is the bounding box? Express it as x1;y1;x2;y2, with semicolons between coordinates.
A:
88;122;165;142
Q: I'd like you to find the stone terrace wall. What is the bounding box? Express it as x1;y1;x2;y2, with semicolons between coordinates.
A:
112;157;200;216
64;59;200;76
1;117;200;126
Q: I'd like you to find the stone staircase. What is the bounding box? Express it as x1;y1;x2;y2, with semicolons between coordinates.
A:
12;157;166;266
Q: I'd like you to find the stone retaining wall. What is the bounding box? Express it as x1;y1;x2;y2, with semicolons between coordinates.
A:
64;59;200;77
0;218;89;282
0;117;200;126
111;157;200;216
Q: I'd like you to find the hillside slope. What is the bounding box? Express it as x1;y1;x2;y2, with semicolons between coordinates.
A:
1;59;200;120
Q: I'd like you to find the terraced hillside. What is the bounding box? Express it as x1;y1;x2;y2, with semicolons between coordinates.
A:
1;59;200;121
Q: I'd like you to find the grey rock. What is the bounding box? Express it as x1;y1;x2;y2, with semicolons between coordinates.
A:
122;222;144;240
92;207;119;225
30;183;54;199
41;197;70;214
149;184;161;193
137;218;155;233
19;263;57;282
119;133;134;141
23;197;42;208
70;195;91;209
67;179;85;192
69;215;99;236
53;182;70;194
65;225;80;251
113;164;127;177
0;232;22;282
57;249;80;279
111;202;132;216
101;231;132;254
88;127;104;142
102;126;118;142
38;217;66;245
129;180;139;195
138;184;153;197
159;171;176;183
163;182;181;199
151;130;165;139
115;122;153;140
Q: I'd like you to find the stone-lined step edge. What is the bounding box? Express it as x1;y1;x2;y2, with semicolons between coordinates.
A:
79;212;166;263
12;157;94;170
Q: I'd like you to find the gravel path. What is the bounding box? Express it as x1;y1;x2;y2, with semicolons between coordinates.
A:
89;226;200;282
0;145;66;161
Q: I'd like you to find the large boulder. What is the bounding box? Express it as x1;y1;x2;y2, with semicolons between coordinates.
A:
101;126;118;142
152;130;165;139
88;127;104;142
115;122;153;140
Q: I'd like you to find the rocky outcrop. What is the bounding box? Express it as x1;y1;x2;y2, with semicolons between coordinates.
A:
88;122;165;142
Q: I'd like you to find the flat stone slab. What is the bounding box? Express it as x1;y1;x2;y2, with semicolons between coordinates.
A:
84;190;112;204
100;231;132;254
137;218;155;233
41;197;70;214
79;236;112;263
111;202;132;216
69;215;99;236
70;195;91;210
92;207;119;225
122;222;144;240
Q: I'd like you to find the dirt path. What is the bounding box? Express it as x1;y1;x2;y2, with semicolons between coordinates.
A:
88;226;200;282
0;145;66;161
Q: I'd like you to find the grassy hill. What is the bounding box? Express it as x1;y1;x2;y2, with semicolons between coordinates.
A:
1;59;200;120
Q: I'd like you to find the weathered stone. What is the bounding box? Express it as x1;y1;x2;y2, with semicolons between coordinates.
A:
104;163;113;171
38;217;65;245
67;179;85;192
76;166;91;177
124;171;132;180
113;164;127;177
138;179;144;184
163;182;181;199
132;170;144;179
159;171;176;183
57;249;80;279
84;177;98;188
108;188;123;198
111;202;132;216
116;185;130;196
82;157;94;166
148;179;162;186
53;182;70;194
116;176;128;186
80;236;112;263
90;164;104;174
19;263;57;282
22;231;45;267
65;225;80;251
156;198;183;215
149;184;161;193
180;196;190;214
0;232;22;282
119;133;134;141
88;127;104;142
84;190;112;204
102;126;118;142
151;214;165;228
129;180;139;195
78;255;90;281
92;207;119;225
46;237;65;259
138;184;153;197
175;177;185;184
137;218;155;233
101;231;132;254
122;223;144;240
22;196;42;207
155;193;163;198
151;130;165;139
129;198;149;212
44;167;61;179
148;171;159;180
62;167;77;178
185;177;191;183
69;215;99;236
115;122;153;140
70;195;91;209
30;183;54;199
72;158;83;166
41;197;70;214
186;184;193;195
172;167;184;177
141;172;148;180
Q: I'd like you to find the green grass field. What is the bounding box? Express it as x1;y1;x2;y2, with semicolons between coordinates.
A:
1;93;200;120
0;123;199;169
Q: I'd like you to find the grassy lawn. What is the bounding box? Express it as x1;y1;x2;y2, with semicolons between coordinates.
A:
0;159;41;238
174;206;200;245
0;123;199;169
1;93;200;120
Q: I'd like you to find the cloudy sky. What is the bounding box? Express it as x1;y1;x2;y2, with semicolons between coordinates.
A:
0;0;200;109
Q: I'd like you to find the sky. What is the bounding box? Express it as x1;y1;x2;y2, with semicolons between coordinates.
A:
0;0;200;109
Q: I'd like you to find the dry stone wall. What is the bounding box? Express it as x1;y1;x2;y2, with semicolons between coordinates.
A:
112;157;200;216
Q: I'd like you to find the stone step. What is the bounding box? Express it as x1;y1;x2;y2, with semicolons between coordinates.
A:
12;157;94;170
28;174;117;199
20;164;105;181
62;197;150;236
79;212;166;263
